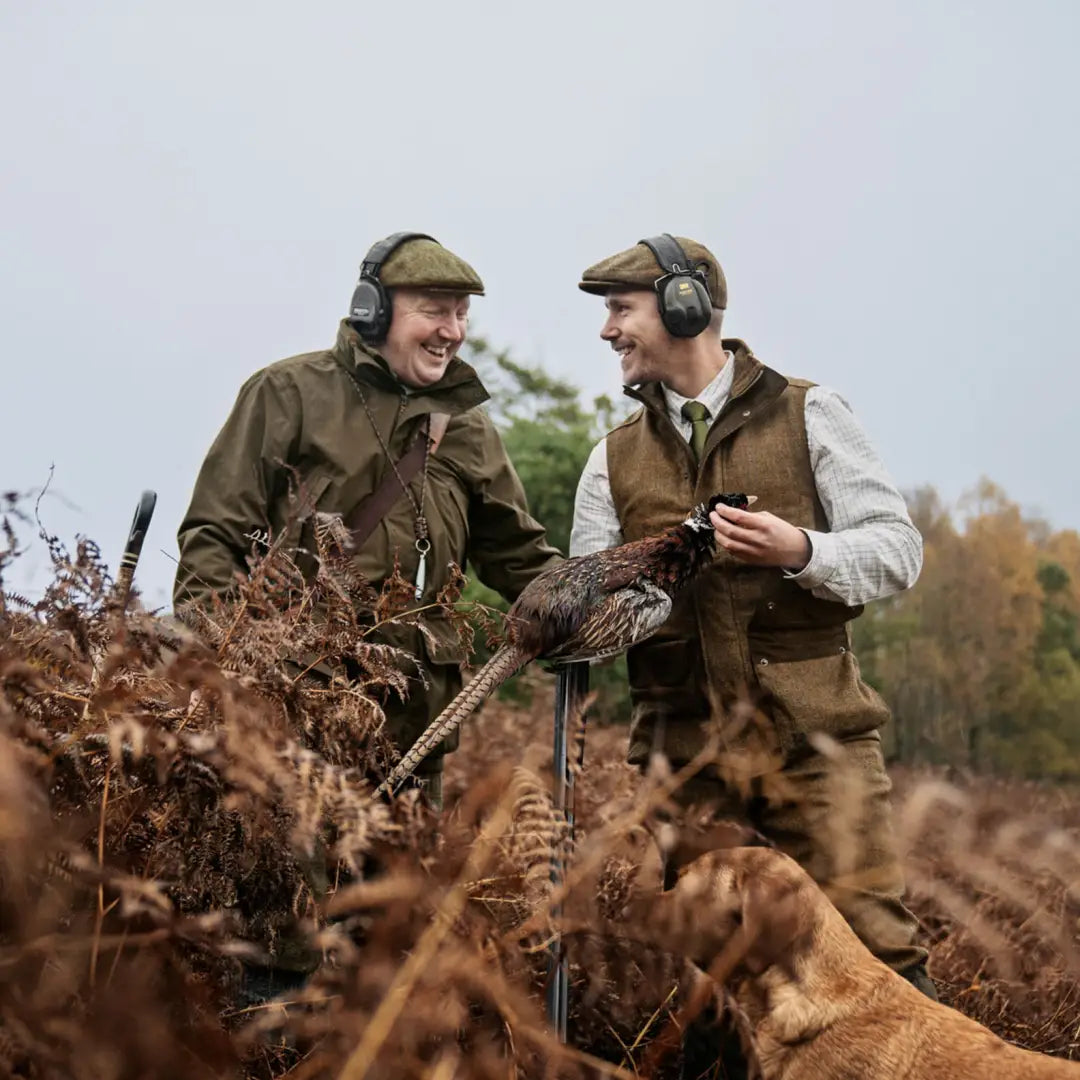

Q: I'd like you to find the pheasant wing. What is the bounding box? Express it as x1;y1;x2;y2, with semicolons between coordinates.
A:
544;582;672;663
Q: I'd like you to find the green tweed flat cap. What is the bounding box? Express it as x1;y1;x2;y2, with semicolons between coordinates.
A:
380;237;485;295
579;236;726;309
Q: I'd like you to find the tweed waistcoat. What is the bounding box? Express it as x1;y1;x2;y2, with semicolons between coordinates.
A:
607;340;890;764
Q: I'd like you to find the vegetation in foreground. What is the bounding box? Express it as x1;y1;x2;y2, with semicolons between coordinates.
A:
1;495;1080;1079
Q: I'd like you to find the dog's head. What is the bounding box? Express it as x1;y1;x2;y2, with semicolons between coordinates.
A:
655;846;819;979
652;846;894;1047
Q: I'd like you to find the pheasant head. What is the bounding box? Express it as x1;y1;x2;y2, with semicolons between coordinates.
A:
683;492;752;534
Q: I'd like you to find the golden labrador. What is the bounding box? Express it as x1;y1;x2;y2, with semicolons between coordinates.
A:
650;846;1080;1080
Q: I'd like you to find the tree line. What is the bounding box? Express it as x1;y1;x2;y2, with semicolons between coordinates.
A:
854;480;1080;776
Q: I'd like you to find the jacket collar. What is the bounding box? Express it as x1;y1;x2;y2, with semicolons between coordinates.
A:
330;319;490;417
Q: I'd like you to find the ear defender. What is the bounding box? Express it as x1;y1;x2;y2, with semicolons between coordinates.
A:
347;231;437;342
639;233;713;338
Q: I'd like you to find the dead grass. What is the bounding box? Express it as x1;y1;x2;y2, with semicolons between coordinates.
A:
2;498;1079;1077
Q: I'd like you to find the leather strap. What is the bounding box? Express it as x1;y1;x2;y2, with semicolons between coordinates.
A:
344;413;451;550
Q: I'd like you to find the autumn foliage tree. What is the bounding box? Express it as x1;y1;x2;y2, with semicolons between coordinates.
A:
855;480;1080;777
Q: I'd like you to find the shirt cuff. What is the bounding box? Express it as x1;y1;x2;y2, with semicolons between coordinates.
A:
782;529;836;589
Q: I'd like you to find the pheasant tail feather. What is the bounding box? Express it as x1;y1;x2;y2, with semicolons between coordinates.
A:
374;645;530;798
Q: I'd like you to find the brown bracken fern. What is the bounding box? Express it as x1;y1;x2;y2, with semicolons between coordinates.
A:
1;496;1080;1077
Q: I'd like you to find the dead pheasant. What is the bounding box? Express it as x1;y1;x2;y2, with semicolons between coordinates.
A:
374;492;751;799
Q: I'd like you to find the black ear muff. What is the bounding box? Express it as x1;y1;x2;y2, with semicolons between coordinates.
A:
640;233;713;338
348;277;387;340
347;230;437;342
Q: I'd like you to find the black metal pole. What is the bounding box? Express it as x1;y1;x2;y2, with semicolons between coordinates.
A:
546;660;589;1041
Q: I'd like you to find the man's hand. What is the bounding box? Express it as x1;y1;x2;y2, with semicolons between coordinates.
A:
709;502;811;570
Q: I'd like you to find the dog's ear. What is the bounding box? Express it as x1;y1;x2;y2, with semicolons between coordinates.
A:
738;864;814;977
738;866;837;1044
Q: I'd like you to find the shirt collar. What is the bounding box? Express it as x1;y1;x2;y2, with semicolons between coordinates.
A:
661;351;735;428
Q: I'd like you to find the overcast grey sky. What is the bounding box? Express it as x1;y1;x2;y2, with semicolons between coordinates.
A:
3;1;1077;608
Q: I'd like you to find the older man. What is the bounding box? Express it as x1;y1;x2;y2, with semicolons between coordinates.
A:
570;234;935;1018
175;232;560;807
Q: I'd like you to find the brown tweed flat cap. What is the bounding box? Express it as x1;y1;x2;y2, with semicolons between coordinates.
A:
579;236;726;309
380;237;485;295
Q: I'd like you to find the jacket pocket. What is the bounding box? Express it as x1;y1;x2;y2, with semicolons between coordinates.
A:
752;647;890;756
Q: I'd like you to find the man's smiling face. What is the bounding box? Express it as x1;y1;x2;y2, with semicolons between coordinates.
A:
380;289;471;388
600;288;671;385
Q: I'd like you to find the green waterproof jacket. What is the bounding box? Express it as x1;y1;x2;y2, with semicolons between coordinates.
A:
174;320;561;760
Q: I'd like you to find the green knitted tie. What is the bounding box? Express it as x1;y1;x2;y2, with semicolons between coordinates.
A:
681;400;710;462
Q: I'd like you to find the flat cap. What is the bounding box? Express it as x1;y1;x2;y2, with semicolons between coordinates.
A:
380;237;485;295
579;236;726;309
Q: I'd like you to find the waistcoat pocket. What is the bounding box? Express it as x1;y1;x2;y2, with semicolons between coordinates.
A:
752;648;891;757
